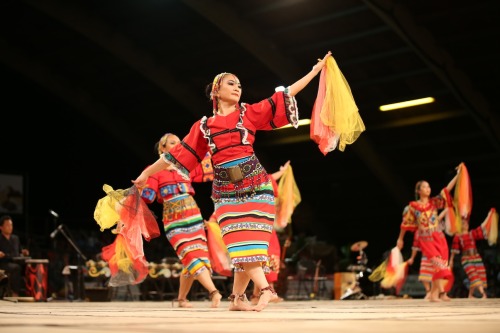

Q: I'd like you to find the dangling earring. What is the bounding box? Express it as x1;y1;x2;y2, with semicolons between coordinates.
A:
212;96;218;115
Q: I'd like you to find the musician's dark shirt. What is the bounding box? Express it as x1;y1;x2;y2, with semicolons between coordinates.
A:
0;233;21;265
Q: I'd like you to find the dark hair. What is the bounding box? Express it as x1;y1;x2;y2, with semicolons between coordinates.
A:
0;215;12;227
414;180;427;200
205;83;213;99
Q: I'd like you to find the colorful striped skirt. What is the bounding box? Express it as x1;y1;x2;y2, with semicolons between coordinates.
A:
163;193;211;277
212;155;275;272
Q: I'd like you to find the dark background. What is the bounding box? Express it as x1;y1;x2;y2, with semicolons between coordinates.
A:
1;0;499;295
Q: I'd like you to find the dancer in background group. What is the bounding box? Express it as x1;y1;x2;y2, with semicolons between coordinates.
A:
132;51;339;311
396;167;460;302
407;209;448;299
449;208;498;298
140;133;222;308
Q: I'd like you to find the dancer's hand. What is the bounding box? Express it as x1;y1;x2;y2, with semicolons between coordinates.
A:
312;51;332;73
132;173;148;189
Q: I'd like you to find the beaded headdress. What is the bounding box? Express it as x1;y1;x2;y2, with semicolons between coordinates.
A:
211;72;231;113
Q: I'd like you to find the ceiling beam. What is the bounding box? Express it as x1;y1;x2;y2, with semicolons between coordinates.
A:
363;0;500;153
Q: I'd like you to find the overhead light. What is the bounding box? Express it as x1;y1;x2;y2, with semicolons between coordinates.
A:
277;118;311;129
379;97;435;111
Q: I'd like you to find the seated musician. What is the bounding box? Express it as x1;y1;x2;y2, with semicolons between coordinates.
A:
0;215;29;297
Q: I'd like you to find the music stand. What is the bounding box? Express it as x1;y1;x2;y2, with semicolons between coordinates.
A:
50;224;87;301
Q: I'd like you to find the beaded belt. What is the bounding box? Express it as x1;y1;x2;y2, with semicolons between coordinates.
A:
213;155;260;184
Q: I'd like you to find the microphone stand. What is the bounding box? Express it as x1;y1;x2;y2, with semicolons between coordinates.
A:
58;226;87;302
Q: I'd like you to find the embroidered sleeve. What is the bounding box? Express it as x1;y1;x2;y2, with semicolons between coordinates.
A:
244;91;299;130
140;170;159;204
411;233;421;251
433;188;449;209
189;151;214;183
471;225;486;240
401;204;418;232
164;120;209;180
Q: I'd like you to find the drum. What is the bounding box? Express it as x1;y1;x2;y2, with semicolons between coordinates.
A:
25;259;49;301
333;272;356;300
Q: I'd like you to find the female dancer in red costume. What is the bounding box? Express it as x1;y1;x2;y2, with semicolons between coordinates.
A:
396;170;460;302
449;208;497;298
408;209;447;299
140;133;222;308
133;51;331;311
408;234;433;299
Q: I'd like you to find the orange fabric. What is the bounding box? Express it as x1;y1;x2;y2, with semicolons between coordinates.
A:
310;69;339;155
205;216;232;277
443;189;457;236
454;163;473;231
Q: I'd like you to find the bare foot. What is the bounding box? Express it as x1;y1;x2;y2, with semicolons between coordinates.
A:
440;293;451;302
253;289;276;312
424;292;431;300
250;294;259;306
228;294;252;311
173;299;193;308
428;290;441;302
269;295;284;303
209;290;222;308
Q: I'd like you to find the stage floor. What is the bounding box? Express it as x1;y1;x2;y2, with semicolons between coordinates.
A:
1;298;499;333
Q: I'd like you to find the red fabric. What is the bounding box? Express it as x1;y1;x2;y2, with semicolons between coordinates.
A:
167;91;294;170
402;196;453;282
310;67;338;155
266;229;281;282
206;220;232;277
270;177;279;198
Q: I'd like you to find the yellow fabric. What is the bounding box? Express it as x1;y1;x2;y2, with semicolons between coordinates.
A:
275;166;301;229
108;234;134;275
320;56;365;152
380;247;406;289
368;259;387;282
93;184;127;231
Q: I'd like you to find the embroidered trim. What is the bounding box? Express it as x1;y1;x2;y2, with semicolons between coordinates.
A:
283;91;299;128
237;104;249;144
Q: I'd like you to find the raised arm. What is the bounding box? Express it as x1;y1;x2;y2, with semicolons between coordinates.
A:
287;51;331;96
445;163;462;192
132;157;171;188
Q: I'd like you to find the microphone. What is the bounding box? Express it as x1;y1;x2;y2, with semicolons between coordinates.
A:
49;210;59;218
50;224;64;239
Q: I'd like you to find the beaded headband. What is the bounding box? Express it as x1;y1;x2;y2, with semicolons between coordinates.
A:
211;72;231;113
